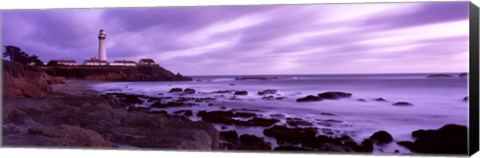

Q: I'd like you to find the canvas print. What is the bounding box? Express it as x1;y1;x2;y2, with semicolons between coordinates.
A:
2;2;471;156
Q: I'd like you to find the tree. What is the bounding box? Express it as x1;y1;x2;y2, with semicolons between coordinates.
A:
3;45;43;65
47;60;59;66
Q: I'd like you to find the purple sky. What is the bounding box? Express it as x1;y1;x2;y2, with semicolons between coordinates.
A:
1;2;470;75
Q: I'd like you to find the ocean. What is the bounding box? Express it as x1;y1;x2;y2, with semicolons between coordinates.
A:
90;73;469;154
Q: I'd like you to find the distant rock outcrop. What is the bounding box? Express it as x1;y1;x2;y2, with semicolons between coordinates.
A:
426;74;453;78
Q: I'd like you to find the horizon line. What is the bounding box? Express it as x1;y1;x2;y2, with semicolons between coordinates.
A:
184;71;468;77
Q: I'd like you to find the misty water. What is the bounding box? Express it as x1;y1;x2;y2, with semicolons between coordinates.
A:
91;73;469;154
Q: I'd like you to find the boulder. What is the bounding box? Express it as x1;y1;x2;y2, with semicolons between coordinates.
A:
357;99;366;102
392;102;413;106
27;124;117;147
234;118;279;127
235;134;271;150
184;88;196;94
263;125;318;144
234;91;248;95
286;118;313;126
296;95;322;102
374;98;387;102
220;130;239;143
317;91;352;99
257;89;278;95
463;96;468;101
397;124;468;154
369;130;393;144
169;88;183;93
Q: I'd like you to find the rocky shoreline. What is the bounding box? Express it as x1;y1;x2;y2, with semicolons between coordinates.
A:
2;71;469;155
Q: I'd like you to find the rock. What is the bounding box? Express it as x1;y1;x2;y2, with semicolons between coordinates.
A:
357;99;366;102
374;98;387;102
320;112;335;116
236;134;271;150
150;101;185;108
463;96;468;101
184;88;196;94
257;89;278;95
274;145;311;151
27;124;117;147
261;95;275;100
397;124;467;154
234;91;248;95
458;73;468;78
286;118;313;126
275;97;285;100
174;110;193;116
220;130;239;143
235;76;278;81
392;102;413;106
317;91;352;99
263;125;318;144
427;74;453;78
229;83;235;86
270;114;286;119
235;118;279;127
232;112;257;118
169;88;183;93
369;130;393;144
296;95;322;102
115;94;145;104
211;90;235;94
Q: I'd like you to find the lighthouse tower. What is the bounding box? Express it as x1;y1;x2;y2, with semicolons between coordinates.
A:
98;29;107;61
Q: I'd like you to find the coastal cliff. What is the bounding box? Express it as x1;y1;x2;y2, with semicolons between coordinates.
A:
42;65;191;81
3;61;64;98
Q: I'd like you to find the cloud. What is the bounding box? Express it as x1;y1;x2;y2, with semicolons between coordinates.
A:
1;2;470;75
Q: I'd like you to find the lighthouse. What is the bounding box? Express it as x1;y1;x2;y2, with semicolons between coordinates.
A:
98;29;107;61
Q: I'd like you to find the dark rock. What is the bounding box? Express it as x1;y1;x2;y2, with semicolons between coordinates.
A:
463;96;468;101
296;95;321;102
220;130;239;143
232;112;257;118
211;90;234;94
275;97;286;100
236;134;271;150
26;124;117;147
183;88;196;94
369;130;393;144
274;145;311;151
458;73;468;78
257;89;278;95
234;118;280;127
427;74;453;78
270;114;286;119
318;91;352;99
173;110;193;116
261;95;275;100
229;83;235;86
357;99;366;102
208;103;214;106
374;98;387;102
393;102;413;106
397;124;468;154
320;112;335;116
234;91;248;95
220;107;226;109
286;118;313;126
150;101;185;108
263;125;318;144
169;88;183;93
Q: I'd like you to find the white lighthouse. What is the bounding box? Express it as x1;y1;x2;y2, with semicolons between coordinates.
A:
98;29;107;61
